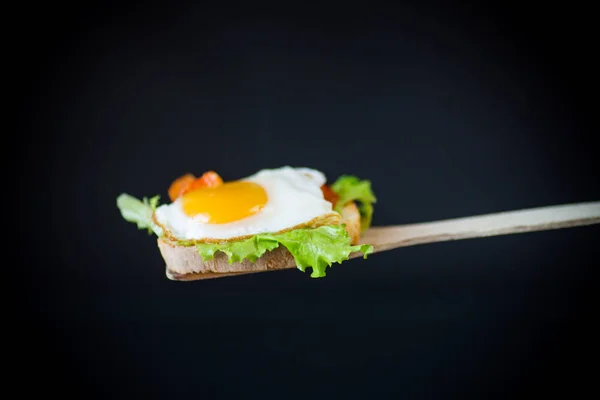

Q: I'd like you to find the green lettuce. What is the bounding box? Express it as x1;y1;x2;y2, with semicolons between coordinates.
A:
195;224;373;278
116;193;163;236
331;175;377;231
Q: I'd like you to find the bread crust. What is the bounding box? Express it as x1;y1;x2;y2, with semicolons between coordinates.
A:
159;201;362;280
341;201;361;245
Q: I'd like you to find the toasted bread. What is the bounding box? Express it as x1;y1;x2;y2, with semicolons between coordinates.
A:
159;201;362;279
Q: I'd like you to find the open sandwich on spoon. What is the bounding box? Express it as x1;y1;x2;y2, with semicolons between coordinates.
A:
116;166;600;281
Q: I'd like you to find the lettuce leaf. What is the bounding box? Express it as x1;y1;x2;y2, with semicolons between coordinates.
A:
116;193;163;236
331;175;377;231
193;236;280;264
195;224;373;278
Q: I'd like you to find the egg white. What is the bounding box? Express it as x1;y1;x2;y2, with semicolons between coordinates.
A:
153;166;340;242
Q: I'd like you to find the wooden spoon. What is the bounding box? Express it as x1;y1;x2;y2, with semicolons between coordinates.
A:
166;201;600;281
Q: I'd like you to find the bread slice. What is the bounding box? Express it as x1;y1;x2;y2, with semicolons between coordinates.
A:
159;201;362;280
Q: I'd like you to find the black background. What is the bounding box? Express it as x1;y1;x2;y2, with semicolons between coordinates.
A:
17;1;598;398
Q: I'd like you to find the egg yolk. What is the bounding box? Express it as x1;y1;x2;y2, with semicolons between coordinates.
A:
181;181;268;224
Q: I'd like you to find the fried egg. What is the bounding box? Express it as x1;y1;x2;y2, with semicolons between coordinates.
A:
153;166;341;242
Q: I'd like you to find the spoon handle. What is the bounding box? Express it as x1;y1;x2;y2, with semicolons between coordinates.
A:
356;201;600;255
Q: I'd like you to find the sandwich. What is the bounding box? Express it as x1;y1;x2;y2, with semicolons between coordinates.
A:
116;166;376;279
